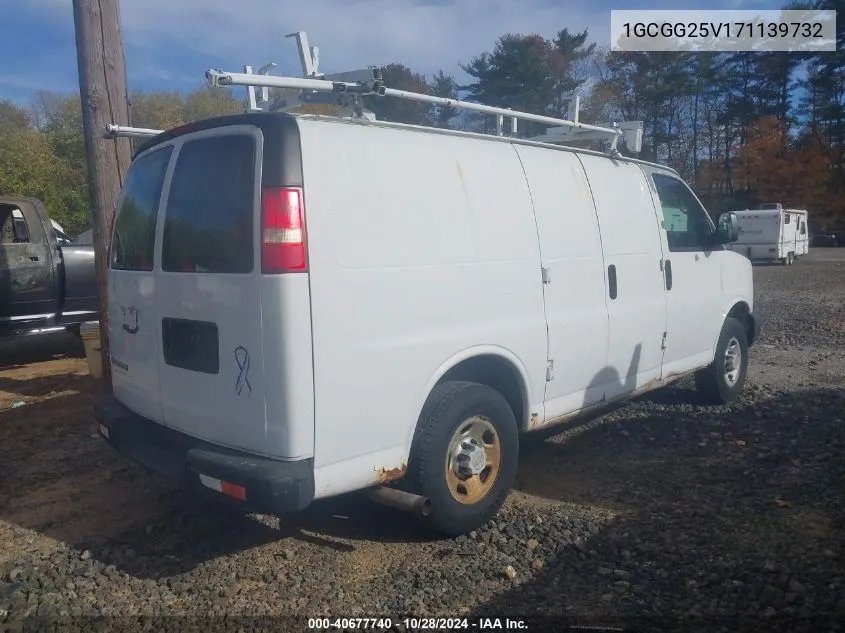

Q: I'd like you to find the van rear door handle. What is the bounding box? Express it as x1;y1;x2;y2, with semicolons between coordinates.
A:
608;264;618;300
664;259;673;290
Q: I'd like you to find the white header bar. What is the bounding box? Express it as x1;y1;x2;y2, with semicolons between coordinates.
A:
610;10;837;52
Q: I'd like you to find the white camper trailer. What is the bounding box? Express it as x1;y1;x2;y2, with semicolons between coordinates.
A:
726;204;809;265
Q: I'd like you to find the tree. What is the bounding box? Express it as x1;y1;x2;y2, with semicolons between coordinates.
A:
129;89;184;130
0;101;64;216
461;34;559;135
0;100;33;130
429;70;458;128
549;29;595;117
460;31;595;135
736;116;836;223
364;63;431;125
41;93;90;233
182;85;244;122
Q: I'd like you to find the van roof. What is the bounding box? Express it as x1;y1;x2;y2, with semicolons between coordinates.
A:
135;111;679;177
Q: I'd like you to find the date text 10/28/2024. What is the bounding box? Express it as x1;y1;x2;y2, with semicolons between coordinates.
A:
308;617;529;631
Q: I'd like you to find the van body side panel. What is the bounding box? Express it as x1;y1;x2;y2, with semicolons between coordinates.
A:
578;155;667;398
298;119;547;498
260;274;315;460
512;146;610;423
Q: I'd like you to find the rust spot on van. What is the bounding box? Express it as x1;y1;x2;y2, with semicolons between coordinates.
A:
631;369;696;398
376;464;407;484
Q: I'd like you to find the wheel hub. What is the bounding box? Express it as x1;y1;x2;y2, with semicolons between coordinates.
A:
724;337;741;386
453;438;487;477
444;416;502;505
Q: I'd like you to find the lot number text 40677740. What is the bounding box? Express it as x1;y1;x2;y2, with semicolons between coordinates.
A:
307;617;528;630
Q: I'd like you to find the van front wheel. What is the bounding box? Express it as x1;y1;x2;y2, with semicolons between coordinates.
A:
406;381;519;536
694;317;749;405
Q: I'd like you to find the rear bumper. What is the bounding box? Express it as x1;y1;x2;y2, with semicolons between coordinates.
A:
93;396;315;514
748;311;763;347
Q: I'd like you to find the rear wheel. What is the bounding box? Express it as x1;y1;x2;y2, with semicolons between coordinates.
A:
695;317;749;405
406;381;519;536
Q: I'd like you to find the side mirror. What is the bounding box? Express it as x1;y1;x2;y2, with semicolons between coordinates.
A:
713;211;739;244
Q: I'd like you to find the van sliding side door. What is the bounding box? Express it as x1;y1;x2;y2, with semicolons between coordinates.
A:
577;156;668;401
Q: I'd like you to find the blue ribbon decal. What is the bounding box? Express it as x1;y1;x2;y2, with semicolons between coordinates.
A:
234;346;252;396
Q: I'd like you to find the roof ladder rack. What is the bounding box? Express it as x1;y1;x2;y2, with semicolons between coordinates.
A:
103;30;643;155
205;68;636;154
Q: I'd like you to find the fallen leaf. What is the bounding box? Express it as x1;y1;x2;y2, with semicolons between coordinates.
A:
775;499;792;509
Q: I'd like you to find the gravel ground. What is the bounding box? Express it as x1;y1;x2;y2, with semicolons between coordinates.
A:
0;248;844;632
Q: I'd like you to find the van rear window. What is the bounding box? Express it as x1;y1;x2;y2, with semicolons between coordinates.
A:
111;146;172;271
161;135;256;274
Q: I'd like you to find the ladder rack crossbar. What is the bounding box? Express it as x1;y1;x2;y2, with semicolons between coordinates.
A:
104;124;165;139
205;69;623;146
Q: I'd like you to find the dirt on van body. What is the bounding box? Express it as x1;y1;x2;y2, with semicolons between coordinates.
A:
1;249;844;632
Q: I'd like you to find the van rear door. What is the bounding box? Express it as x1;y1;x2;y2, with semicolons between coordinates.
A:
109;145;173;422
153;127;269;456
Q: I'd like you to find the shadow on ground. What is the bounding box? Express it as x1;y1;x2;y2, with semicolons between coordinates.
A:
479;385;845;633
0;330;84;370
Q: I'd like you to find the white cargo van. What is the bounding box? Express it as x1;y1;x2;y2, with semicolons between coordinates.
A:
726;203;809;265
94;111;762;536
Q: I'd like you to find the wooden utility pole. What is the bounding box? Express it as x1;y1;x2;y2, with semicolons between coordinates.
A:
73;0;132;393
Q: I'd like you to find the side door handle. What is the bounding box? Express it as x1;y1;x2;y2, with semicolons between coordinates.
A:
664;259;673;290
608;264;618;300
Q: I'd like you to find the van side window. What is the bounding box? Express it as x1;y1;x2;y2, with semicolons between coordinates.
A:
162;135;255;274
0;207;31;244
652;174;713;251
801;221;806;235
785;213;791;224
111;146;173;271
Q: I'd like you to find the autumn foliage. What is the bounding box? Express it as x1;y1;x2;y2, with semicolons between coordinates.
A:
736;117;838;225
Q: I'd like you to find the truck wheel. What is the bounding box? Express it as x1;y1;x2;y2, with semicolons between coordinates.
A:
694;317;749;405
406;381;519;537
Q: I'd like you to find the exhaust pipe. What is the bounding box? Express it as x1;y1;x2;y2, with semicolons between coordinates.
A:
369;487;431;518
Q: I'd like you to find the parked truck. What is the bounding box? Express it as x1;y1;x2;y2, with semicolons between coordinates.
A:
725;203;809;265
0;196;97;338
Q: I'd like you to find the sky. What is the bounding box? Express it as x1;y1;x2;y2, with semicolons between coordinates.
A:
1;0;773;106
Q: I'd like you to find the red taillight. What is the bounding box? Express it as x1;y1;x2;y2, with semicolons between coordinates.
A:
261;187;307;273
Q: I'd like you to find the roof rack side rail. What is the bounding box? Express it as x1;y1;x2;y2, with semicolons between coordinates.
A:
205;69;630;154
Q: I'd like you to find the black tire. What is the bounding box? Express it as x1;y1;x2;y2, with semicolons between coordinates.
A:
405;381;519;537
694;317;749;405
